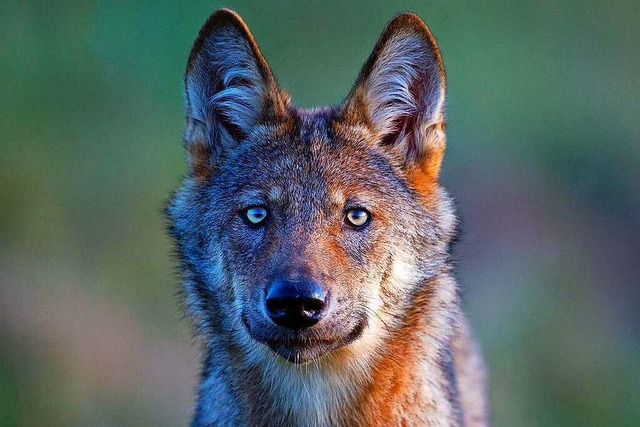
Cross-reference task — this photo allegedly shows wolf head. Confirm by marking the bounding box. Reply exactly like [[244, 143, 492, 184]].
[[168, 9, 456, 364]]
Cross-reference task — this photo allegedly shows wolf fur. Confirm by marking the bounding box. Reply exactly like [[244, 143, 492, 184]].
[[167, 8, 488, 426]]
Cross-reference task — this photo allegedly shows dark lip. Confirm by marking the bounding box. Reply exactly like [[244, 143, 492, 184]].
[[242, 315, 367, 364]]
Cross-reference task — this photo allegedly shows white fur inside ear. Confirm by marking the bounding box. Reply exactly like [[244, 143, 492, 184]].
[[206, 28, 265, 133], [185, 27, 265, 144], [364, 31, 445, 157]]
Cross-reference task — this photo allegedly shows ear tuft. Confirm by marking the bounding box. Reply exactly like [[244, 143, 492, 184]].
[[342, 12, 446, 178]]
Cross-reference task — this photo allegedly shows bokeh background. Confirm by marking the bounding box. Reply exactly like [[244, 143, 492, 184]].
[[1, 1, 639, 425]]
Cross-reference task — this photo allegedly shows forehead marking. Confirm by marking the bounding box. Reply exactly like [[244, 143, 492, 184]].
[[330, 187, 346, 207], [268, 186, 283, 202]]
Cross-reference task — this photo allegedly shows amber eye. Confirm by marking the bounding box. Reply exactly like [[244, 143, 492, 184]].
[[345, 208, 370, 227], [245, 206, 268, 225]]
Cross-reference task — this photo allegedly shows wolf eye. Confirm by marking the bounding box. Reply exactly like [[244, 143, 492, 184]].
[[345, 208, 370, 227], [245, 206, 268, 225]]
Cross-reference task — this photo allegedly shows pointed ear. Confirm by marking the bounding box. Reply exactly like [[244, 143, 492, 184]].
[[342, 12, 446, 181], [184, 9, 289, 179]]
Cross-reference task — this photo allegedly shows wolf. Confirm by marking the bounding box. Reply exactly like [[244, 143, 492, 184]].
[[166, 8, 488, 426]]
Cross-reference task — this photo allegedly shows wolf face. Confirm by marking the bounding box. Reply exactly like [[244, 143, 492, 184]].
[[168, 10, 456, 365]]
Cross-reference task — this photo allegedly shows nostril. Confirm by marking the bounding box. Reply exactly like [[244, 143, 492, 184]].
[[266, 297, 288, 315], [302, 298, 325, 314]]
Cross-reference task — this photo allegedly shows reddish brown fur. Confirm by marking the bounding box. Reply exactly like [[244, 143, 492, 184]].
[[353, 281, 458, 426], [187, 141, 214, 181]]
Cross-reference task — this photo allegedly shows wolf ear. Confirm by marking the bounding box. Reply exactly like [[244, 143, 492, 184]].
[[184, 9, 288, 178], [342, 13, 446, 181]]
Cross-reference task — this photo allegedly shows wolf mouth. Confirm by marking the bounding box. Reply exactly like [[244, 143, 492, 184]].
[[242, 315, 367, 364]]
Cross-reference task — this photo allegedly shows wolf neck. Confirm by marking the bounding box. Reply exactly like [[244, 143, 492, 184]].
[[198, 276, 461, 426]]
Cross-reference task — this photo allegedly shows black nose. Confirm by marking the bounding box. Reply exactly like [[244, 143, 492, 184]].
[[265, 279, 327, 330]]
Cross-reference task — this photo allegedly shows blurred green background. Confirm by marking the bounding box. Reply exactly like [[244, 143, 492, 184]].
[[1, 0, 639, 425]]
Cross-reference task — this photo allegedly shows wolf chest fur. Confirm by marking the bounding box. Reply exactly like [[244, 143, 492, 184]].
[[167, 8, 488, 426]]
